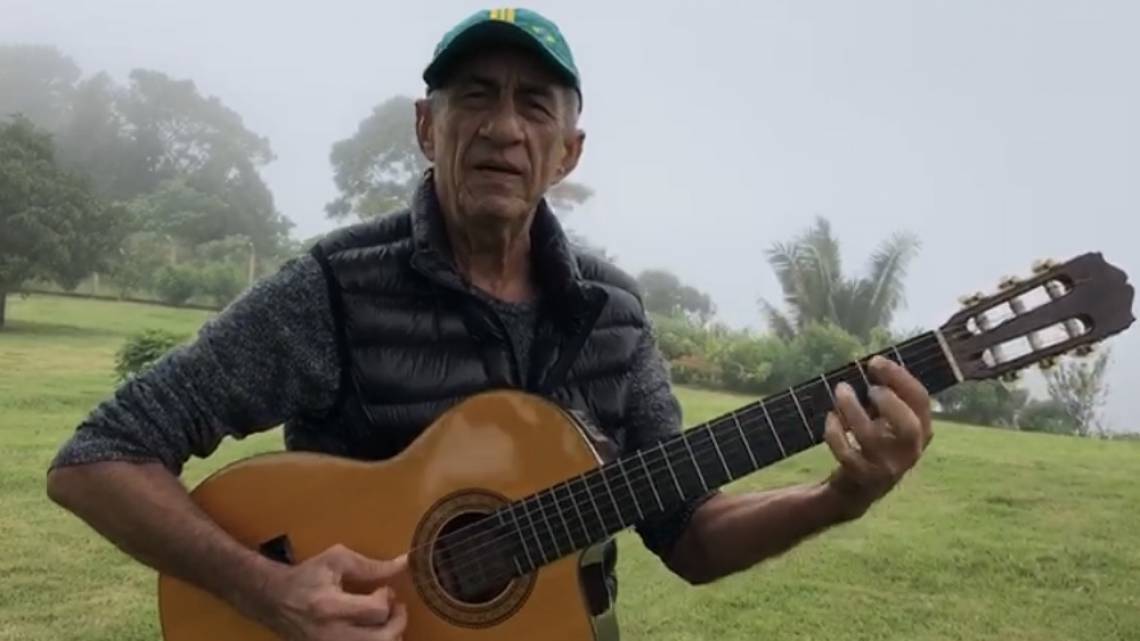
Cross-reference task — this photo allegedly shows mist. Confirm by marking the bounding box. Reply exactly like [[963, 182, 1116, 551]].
[[3, 0, 1136, 428]]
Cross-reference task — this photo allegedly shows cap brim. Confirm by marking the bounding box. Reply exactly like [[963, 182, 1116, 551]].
[[423, 21, 577, 91]]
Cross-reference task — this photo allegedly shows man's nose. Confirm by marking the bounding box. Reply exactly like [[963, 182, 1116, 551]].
[[478, 100, 526, 146]]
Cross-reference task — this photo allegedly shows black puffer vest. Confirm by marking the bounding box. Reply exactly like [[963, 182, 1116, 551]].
[[287, 175, 648, 615]]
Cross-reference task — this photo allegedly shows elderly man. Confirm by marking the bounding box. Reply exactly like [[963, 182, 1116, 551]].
[[47, 7, 932, 641]]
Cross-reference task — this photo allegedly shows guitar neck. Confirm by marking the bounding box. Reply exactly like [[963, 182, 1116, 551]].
[[494, 330, 961, 575]]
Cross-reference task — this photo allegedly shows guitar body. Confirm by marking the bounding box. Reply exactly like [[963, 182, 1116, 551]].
[[158, 390, 616, 641]]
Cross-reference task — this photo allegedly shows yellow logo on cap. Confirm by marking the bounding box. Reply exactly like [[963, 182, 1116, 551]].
[[490, 7, 517, 22]]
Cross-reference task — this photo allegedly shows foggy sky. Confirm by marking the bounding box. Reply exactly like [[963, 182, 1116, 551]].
[[3, 0, 1137, 429]]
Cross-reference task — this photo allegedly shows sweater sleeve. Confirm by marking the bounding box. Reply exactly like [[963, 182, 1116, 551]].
[[624, 323, 719, 562], [49, 254, 342, 476]]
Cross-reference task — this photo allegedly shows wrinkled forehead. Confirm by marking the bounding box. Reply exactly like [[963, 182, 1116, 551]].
[[434, 47, 569, 93]]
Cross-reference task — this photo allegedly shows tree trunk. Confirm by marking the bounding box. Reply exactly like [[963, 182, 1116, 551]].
[[0, 289, 7, 330]]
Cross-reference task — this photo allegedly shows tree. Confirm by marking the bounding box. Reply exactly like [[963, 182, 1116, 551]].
[[760, 216, 920, 342], [116, 69, 292, 254], [53, 72, 140, 200], [0, 45, 80, 132], [1043, 349, 1112, 437], [0, 116, 126, 327], [325, 96, 427, 220], [2, 49, 292, 254], [637, 269, 715, 325], [105, 231, 169, 297], [125, 178, 231, 246]]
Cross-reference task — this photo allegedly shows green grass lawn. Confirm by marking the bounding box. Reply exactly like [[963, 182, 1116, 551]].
[[2, 293, 1139, 641]]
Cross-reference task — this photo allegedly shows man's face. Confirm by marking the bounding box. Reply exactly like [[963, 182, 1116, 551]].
[[416, 48, 585, 227]]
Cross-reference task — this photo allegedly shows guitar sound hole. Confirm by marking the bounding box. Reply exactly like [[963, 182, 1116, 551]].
[[431, 511, 512, 605]]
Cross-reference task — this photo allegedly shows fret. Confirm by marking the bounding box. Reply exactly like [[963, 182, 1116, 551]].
[[504, 505, 536, 570], [789, 387, 815, 443], [820, 374, 837, 406], [598, 469, 627, 528], [891, 345, 906, 367], [686, 427, 731, 487], [522, 498, 550, 563], [550, 484, 575, 551], [637, 450, 665, 511], [536, 491, 564, 557], [616, 460, 644, 521], [579, 472, 609, 539], [732, 410, 759, 469], [912, 333, 959, 395], [761, 400, 787, 458], [708, 426, 733, 480], [681, 435, 709, 493], [563, 478, 592, 543], [853, 358, 872, 388], [659, 441, 685, 498]]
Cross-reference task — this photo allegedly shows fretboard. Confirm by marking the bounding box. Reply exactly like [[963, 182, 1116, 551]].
[[491, 331, 959, 576]]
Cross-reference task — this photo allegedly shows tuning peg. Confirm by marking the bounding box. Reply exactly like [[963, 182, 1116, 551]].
[[1074, 344, 1095, 357], [1032, 258, 1058, 274], [998, 275, 1021, 291], [959, 291, 985, 306], [1001, 370, 1022, 383], [1038, 357, 1058, 370]]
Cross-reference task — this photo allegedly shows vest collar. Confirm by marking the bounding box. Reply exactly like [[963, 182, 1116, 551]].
[[407, 171, 603, 325]]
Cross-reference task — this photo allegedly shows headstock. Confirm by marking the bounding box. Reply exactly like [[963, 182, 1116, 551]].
[[939, 252, 1134, 382]]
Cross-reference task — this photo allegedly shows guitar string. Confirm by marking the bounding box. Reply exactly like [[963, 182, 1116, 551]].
[[425, 335, 954, 586], [414, 334, 950, 575], [386, 277, 1063, 588], [393, 333, 959, 594], [398, 288, 1079, 592], [401, 338, 956, 597]]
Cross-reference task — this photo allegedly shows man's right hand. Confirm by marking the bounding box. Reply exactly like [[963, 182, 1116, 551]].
[[259, 544, 409, 641]]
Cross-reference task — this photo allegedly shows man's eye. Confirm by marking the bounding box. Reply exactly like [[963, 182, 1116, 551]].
[[527, 97, 553, 115]]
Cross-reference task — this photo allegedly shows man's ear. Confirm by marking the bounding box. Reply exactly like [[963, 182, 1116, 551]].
[[554, 129, 586, 183], [414, 97, 435, 162]]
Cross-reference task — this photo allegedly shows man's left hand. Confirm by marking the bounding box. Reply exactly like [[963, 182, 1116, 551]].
[[822, 355, 933, 520]]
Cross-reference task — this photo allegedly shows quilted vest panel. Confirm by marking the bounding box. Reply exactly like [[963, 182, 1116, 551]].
[[284, 179, 649, 463]]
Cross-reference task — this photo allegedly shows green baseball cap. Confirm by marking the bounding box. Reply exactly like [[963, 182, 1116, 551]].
[[423, 7, 581, 101]]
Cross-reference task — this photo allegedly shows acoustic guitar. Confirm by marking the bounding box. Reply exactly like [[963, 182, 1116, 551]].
[[157, 252, 1134, 641]]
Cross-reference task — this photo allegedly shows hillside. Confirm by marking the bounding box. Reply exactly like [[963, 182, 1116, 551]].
[[2, 293, 1138, 641]]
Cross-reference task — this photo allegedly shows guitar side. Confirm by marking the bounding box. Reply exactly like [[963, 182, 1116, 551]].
[[157, 390, 613, 641]]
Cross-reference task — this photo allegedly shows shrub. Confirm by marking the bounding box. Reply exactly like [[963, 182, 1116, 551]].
[[199, 264, 245, 307], [114, 329, 187, 382], [154, 266, 200, 306], [769, 322, 866, 390], [669, 354, 722, 387], [1019, 399, 1078, 434], [935, 380, 1028, 428], [710, 333, 786, 394]]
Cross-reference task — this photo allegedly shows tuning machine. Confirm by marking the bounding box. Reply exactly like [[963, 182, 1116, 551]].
[[1073, 344, 1096, 357], [1032, 258, 1058, 274], [998, 275, 1021, 291], [959, 291, 986, 307], [1038, 357, 1058, 370], [1000, 370, 1022, 383]]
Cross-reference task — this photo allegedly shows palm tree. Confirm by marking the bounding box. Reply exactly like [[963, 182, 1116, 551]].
[[759, 216, 920, 342]]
